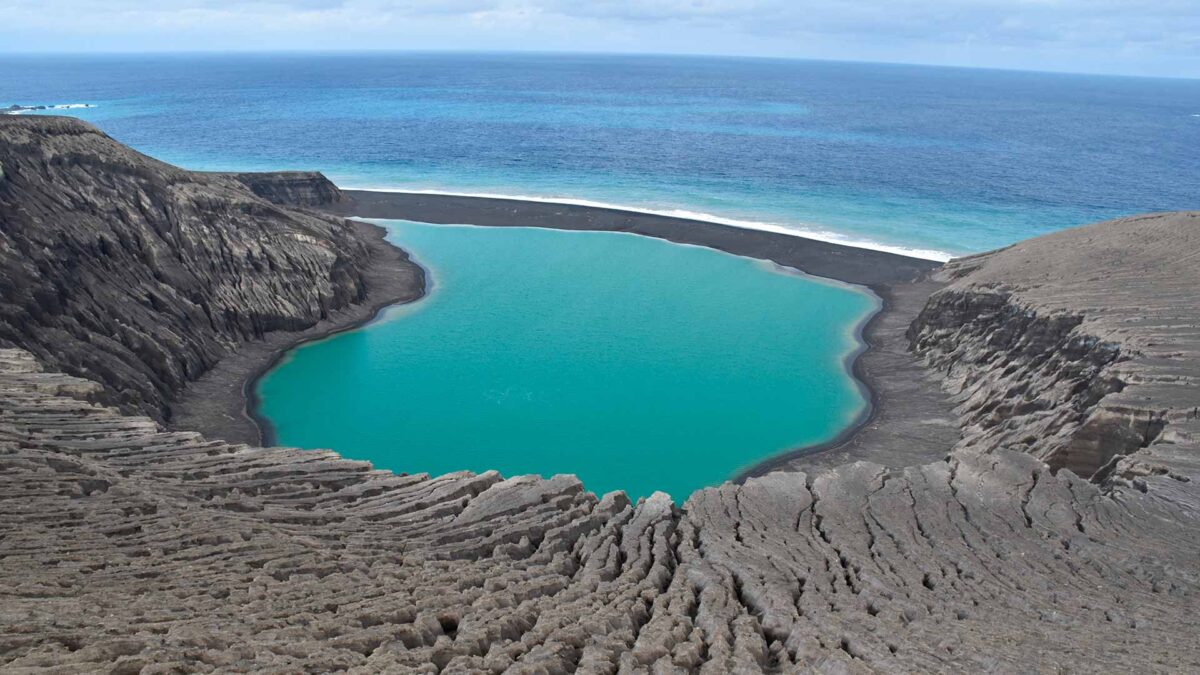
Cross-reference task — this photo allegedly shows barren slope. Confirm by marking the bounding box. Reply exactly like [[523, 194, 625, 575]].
[[0, 116, 417, 422], [1, 337, 1196, 672], [912, 212, 1200, 483]]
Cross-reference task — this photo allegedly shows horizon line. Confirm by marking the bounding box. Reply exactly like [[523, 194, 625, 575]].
[[0, 47, 1196, 83]]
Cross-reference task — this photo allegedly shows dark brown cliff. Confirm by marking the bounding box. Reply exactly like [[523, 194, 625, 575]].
[[0, 117, 391, 421], [226, 170, 344, 208]]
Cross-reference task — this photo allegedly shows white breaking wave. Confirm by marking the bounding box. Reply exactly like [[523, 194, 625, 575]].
[[3, 103, 97, 115], [344, 185, 956, 262]]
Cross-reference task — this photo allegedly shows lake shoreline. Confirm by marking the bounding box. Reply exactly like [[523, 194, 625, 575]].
[[731, 283, 884, 483], [314, 189, 957, 479], [167, 218, 428, 446], [245, 231, 436, 449], [177, 185, 953, 474]]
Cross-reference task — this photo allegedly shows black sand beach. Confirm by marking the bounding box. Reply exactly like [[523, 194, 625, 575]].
[[330, 190, 939, 287]]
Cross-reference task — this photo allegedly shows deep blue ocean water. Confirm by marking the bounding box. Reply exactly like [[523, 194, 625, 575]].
[[5, 52, 1198, 258]]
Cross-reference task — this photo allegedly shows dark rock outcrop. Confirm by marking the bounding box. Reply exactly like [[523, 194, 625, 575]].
[[227, 171, 344, 208], [0, 119, 1197, 672], [0, 117, 378, 421], [3, 105, 50, 115]]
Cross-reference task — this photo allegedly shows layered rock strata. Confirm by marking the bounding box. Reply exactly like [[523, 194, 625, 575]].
[[0, 117, 411, 423], [910, 212, 1200, 484], [226, 171, 344, 208], [1, 345, 1197, 673]]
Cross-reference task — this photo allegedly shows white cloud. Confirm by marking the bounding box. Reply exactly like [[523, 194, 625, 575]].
[[0, 0, 1196, 77]]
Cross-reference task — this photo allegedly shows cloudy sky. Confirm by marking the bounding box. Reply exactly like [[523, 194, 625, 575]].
[[1, 0, 1197, 78]]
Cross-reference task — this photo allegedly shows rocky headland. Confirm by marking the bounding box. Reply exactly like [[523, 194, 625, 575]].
[[0, 116, 423, 443], [1, 116, 1197, 673]]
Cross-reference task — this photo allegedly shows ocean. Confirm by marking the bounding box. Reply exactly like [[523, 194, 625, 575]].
[[5, 52, 1198, 258], [256, 221, 876, 500]]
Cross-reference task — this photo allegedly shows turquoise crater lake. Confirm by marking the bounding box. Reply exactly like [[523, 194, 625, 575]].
[[257, 220, 878, 500]]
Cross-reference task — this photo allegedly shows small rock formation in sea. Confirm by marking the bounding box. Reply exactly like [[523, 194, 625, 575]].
[[3, 104, 98, 115], [1, 116, 1197, 673], [3, 104, 48, 115]]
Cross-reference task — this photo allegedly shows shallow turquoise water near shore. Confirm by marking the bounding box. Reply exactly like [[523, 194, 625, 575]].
[[257, 221, 876, 500]]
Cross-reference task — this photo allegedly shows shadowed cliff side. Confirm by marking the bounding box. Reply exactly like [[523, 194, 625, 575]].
[[224, 171, 344, 208], [0, 116, 412, 422], [911, 212, 1200, 484]]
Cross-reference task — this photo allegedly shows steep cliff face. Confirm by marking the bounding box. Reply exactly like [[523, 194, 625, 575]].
[[0, 116, 374, 421], [910, 288, 1132, 476], [226, 171, 344, 207], [910, 213, 1199, 482]]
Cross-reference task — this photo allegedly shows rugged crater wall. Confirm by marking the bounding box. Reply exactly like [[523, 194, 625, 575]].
[[911, 288, 1131, 477], [1, 120, 1198, 672], [1, 346, 1198, 673], [910, 213, 1199, 483], [0, 117, 382, 422]]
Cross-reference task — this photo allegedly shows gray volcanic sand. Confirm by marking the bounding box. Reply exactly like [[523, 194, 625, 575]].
[[330, 190, 940, 287]]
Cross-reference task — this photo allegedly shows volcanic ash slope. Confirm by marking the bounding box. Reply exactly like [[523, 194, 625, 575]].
[[0, 116, 420, 426]]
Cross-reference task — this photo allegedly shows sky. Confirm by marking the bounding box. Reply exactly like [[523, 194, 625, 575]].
[[0, 0, 1197, 79]]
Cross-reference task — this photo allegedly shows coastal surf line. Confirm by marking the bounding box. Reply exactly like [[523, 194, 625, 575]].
[[339, 186, 956, 263], [2, 103, 98, 115]]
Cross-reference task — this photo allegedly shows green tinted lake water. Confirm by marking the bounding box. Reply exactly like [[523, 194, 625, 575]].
[[256, 220, 877, 501]]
